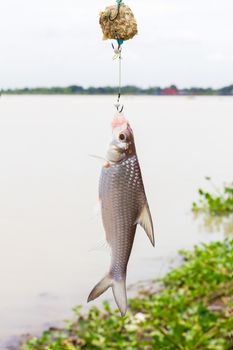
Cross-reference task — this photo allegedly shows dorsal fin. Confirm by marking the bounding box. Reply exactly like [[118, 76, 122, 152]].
[[136, 204, 155, 246]]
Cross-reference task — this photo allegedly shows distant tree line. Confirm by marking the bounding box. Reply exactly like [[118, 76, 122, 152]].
[[1, 84, 233, 96]]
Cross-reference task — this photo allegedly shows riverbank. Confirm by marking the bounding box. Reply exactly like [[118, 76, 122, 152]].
[[2, 84, 233, 96], [20, 240, 233, 350]]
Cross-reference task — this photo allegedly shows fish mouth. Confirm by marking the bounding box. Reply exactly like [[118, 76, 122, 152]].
[[112, 114, 133, 138], [112, 114, 129, 131]]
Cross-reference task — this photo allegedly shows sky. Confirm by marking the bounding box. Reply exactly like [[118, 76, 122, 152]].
[[0, 0, 233, 89]]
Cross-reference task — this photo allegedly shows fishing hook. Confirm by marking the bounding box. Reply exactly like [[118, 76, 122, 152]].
[[114, 103, 124, 113], [114, 93, 124, 113], [118, 105, 124, 113]]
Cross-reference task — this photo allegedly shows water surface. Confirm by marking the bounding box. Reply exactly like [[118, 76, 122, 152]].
[[0, 96, 232, 345]]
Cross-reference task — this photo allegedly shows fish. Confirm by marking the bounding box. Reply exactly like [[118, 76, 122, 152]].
[[87, 113, 154, 316]]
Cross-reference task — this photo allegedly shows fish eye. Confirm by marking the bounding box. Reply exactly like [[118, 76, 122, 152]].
[[119, 133, 126, 141]]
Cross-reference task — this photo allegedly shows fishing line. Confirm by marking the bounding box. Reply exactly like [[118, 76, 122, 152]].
[[111, 3, 124, 113], [109, 0, 122, 21], [99, 0, 137, 114], [113, 45, 123, 113]]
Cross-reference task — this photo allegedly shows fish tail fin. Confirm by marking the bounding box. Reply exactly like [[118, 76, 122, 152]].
[[87, 274, 112, 302], [87, 275, 128, 317], [112, 278, 127, 317]]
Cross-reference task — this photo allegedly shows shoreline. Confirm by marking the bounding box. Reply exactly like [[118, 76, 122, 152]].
[[1, 93, 233, 97]]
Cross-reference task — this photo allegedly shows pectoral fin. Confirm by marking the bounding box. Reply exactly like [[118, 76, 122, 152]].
[[137, 204, 155, 246]]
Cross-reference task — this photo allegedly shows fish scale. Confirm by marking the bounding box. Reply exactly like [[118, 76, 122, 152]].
[[100, 155, 145, 279]]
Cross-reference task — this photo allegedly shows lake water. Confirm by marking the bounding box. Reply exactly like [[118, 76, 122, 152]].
[[0, 96, 232, 347]]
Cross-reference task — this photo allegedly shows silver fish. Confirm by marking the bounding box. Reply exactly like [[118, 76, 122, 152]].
[[88, 114, 154, 316]]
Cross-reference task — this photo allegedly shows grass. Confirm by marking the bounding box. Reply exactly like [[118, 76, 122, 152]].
[[21, 240, 233, 350], [192, 178, 233, 216]]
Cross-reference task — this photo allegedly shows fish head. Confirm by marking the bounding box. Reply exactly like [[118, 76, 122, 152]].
[[106, 114, 136, 163]]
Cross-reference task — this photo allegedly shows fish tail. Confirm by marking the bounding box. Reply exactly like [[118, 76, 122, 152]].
[[112, 278, 127, 317], [87, 274, 127, 317], [87, 274, 112, 303]]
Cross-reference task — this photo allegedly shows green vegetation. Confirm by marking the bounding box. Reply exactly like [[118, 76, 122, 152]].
[[192, 179, 233, 216], [2, 84, 233, 96], [21, 240, 233, 350]]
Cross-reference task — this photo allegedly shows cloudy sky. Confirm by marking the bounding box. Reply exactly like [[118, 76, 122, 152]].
[[0, 0, 232, 89]]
